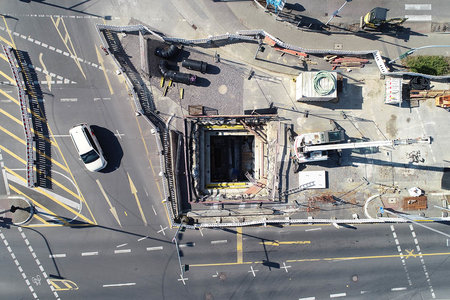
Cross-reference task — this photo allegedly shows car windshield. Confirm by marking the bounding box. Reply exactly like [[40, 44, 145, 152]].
[[80, 149, 100, 164]]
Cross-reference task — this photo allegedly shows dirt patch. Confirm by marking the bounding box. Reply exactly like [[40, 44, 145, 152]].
[[386, 114, 398, 138]]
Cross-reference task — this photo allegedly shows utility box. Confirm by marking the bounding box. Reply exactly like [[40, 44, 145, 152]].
[[296, 71, 338, 102]]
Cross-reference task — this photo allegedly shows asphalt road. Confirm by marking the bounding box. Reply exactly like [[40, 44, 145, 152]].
[[0, 1, 449, 299]]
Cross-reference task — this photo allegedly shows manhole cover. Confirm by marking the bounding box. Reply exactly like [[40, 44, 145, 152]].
[[352, 275, 358, 282], [334, 43, 343, 50]]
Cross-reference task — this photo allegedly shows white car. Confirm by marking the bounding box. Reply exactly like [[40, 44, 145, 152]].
[[69, 123, 107, 172]]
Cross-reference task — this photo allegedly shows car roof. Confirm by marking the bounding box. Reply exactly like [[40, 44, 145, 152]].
[[69, 124, 93, 154]]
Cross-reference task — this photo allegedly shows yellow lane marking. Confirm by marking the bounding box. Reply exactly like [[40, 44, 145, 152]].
[[0, 35, 14, 48], [190, 251, 450, 268], [96, 179, 121, 227], [32, 213, 49, 225], [95, 46, 114, 95], [191, 261, 257, 267], [0, 88, 19, 104], [405, 249, 416, 259], [237, 227, 243, 263], [129, 99, 169, 226], [2, 16, 16, 48], [0, 53, 7, 62], [9, 185, 69, 225], [259, 240, 311, 246], [0, 70, 15, 84], [0, 108, 56, 146], [49, 279, 78, 291], [39, 53, 52, 91], [0, 108, 23, 125], [44, 174, 82, 201], [50, 16, 86, 79], [0, 125, 69, 172], [0, 145, 26, 164], [5, 167, 93, 224], [127, 172, 147, 226]]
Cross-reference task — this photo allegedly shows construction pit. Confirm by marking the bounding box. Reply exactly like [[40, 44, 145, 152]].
[[107, 25, 450, 225]]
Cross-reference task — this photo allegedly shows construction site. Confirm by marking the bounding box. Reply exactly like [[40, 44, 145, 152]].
[[97, 22, 450, 226]]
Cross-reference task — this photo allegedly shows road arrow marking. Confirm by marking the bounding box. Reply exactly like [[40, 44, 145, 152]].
[[96, 179, 121, 227], [128, 172, 147, 226]]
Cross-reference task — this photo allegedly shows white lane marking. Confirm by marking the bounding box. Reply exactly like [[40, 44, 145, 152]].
[[17, 227, 59, 299], [305, 228, 321, 232], [6, 172, 81, 210], [392, 287, 407, 291], [410, 225, 435, 298], [114, 249, 131, 254], [179, 243, 195, 248], [299, 297, 315, 300], [49, 254, 66, 258], [405, 4, 431, 10], [1, 230, 39, 299], [330, 293, 346, 298], [158, 225, 167, 236], [138, 236, 148, 242], [281, 262, 291, 273], [0, 157, 10, 195], [146, 246, 163, 251], [116, 243, 128, 248], [211, 240, 227, 245], [391, 225, 412, 286], [405, 15, 432, 21], [81, 251, 98, 256], [248, 265, 259, 277], [152, 205, 157, 216], [178, 274, 188, 285], [103, 283, 136, 288], [60, 98, 77, 102]]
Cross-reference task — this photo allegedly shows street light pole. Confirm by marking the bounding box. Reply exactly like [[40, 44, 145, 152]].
[[388, 45, 450, 64], [325, 0, 352, 26]]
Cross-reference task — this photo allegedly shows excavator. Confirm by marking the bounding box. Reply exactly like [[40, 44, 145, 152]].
[[360, 7, 407, 31], [292, 130, 430, 164]]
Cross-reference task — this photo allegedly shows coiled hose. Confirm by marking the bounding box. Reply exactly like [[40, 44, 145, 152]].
[[313, 71, 336, 96]]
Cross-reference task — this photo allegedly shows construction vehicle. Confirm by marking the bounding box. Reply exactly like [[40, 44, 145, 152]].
[[292, 130, 431, 163], [435, 95, 450, 110], [360, 7, 407, 31]]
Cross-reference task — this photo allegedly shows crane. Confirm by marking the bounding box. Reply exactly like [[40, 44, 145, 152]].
[[292, 130, 431, 163]]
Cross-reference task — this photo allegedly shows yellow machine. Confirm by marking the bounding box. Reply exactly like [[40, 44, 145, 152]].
[[435, 95, 450, 109], [360, 7, 407, 30]]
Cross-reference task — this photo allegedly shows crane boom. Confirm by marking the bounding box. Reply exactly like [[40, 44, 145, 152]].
[[303, 140, 394, 152]]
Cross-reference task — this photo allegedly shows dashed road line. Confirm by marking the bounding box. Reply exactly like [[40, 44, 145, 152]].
[[81, 252, 98, 256], [102, 283, 136, 288], [330, 292, 346, 298], [409, 224, 435, 298], [298, 297, 315, 300], [405, 4, 431, 10], [211, 240, 227, 245], [116, 243, 128, 248], [305, 228, 321, 232], [390, 225, 412, 286], [405, 15, 432, 21], [146, 246, 163, 251], [137, 236, 149, 242], [1, 231, 38, 299], [114, 249, 131, 254], [18, 227, 60, 299], [391, 287, 407, 291], [49, 254, 66, 258]]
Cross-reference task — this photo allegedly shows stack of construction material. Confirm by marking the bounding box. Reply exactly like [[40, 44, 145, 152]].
[[324, 56, 369, 70]]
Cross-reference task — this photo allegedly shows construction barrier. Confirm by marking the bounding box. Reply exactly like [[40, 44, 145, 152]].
[[1, 44, 35, 188]]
